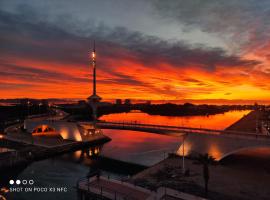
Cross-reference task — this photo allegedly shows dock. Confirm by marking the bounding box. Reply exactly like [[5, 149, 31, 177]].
[[76, 176, 207, 200], [0, 107, 112, 170], [0, 133, 110, 171]]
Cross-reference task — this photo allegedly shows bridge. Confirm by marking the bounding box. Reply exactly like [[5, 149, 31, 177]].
[[97, 121, 270, 161]]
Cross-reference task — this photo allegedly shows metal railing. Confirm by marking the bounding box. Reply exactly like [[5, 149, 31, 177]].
[[76, 176, 141, 200], [97, 121, 270, 139]]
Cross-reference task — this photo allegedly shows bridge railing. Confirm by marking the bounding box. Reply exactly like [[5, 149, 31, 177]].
[[98, 121, 221, 132], [97, 121, 270, 139]]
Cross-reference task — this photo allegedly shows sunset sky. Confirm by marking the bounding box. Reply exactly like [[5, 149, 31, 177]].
[[1, 0, 270, 102]]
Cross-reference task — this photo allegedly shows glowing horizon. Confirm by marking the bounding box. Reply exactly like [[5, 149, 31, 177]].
[[1, 1, 270, 103]]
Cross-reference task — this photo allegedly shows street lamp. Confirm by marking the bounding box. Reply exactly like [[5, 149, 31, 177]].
[[182, 137, 185, 174], [38, 103, 42, 113], [27, 101, 30, 117], [182, 133, 188, 175]]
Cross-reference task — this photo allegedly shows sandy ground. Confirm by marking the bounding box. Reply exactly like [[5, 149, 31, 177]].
[[131, 151, 270, 200]]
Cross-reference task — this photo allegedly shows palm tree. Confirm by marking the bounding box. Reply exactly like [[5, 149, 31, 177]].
[[196, 153, 215, 197]]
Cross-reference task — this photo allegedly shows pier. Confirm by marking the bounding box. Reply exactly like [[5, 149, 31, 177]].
[[0, 105, 112, 171], [0, 131, 110, 171]]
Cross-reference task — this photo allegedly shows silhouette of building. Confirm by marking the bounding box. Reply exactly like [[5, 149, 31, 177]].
[[19, 98, 48, 106], [124, 99, 131, 105], [78, 100, 87, 106], [146, 100, 151, 105], [115, 99, 122, 105]]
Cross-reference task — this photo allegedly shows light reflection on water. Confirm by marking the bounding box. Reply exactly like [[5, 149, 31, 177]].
[[101, 129, 182, 166], [100, 110, 251, 130], [2, 110, 270, 200]]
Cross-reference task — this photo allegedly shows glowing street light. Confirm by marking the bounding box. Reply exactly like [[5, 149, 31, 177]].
[[38, 103, 42, 113], [27, 101, 30, 117]]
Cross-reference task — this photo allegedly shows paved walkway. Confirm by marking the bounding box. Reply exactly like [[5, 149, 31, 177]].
[[78, 178, 150, 200], [77, 176, 206, 200], [161, 196, 184, 200]]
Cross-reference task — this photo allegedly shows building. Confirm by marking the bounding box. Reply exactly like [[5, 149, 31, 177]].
[[115, 99, 122, 105], [24, 119, 103, 142], [78, 100, 87, 106], [124, 99, 131, 105]]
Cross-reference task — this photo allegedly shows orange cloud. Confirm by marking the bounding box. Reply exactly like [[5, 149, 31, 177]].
[[0, 10, 269, 102]]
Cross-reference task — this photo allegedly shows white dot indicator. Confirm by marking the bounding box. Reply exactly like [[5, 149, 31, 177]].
[[9, 180, 14, 185], [16, 180, 21, 185]]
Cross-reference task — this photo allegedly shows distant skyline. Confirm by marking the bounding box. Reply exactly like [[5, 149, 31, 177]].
[[1, 0, 270, 101]]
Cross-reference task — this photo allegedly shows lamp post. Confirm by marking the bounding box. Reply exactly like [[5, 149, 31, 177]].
[[27, 101, 30, 117], [38, 103, 42, 114], [182, 137, 185, 174]]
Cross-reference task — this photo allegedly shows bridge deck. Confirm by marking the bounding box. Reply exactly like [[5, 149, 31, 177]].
[[97, 121, 270, 140]]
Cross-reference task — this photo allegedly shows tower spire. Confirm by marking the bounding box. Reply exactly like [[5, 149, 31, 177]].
[[88, 40, 101, 123], [92, 40, 96, 95]]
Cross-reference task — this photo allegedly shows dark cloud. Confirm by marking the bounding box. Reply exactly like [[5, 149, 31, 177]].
[[183, 78, 201, 83], [0, 62, 89, 84], [0, 9, 259, 71], [0, 82, 34, 89], [153, 0, 270, 51], [0, 5, 262, 97]]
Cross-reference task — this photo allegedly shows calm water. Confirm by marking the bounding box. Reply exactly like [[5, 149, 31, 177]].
[[101, 129, 181, 166], [100, 110, 251, 130], [2, 129, 181, 200], [2, 110, 269, 200]]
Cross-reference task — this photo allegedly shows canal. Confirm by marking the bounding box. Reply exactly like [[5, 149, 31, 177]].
[[1, 110, 270, 200], [100, 110, 251, 129]]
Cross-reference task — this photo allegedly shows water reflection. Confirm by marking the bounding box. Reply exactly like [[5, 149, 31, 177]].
[[100, 110, 251, 130], [73, 146, 101, 162], [0, 165, 28, 190], [101, 129, 181, 166], [59, 129, 182, 167]]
